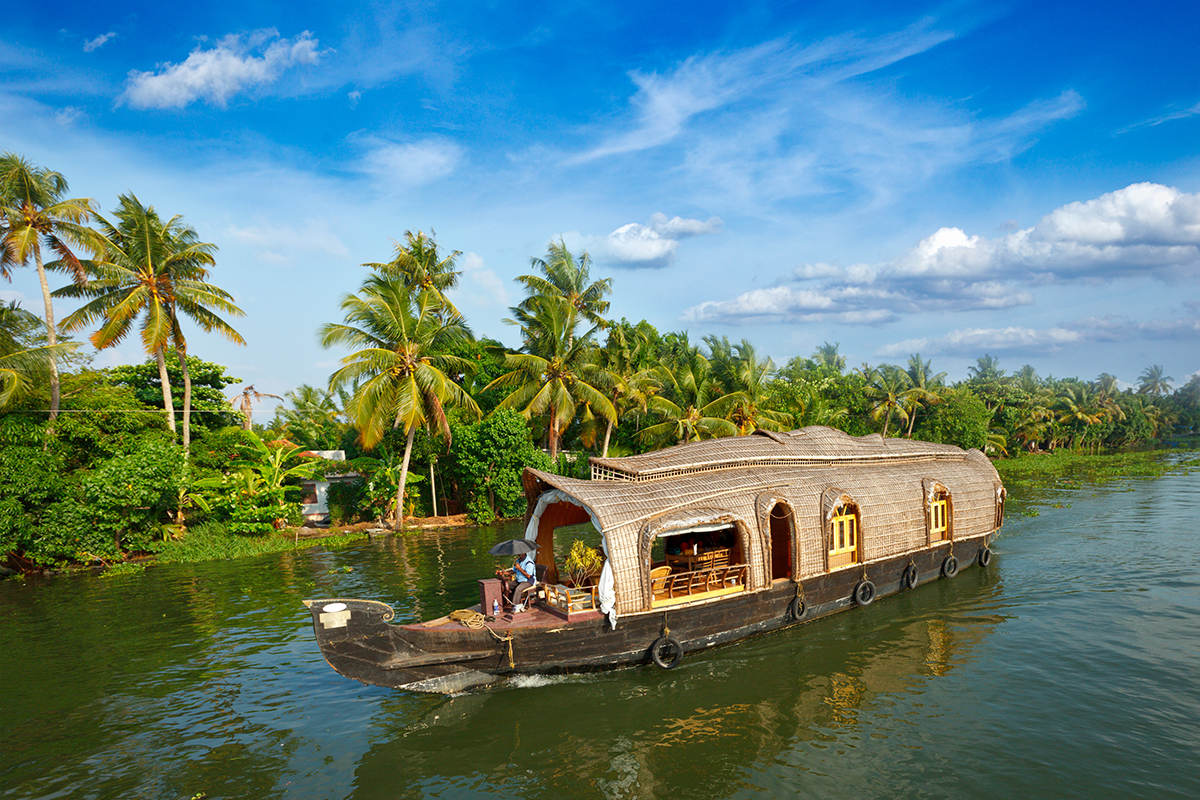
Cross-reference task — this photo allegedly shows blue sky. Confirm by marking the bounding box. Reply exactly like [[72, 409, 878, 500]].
[[3, 0, 1198, 405]]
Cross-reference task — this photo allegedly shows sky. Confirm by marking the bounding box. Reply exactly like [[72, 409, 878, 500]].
[[3, 0, 1199, 408]]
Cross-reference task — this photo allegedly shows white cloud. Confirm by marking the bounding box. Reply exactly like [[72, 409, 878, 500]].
[[347, 90, 361, 108], [357, 137, 462, 186], [589, 212, 723, 268], [447, 253, 510, 330], [566, 24, 1081, 211], [891, 183, 1200, 283], [876, 312, 1200, 358], [226, 219, 351, 263], [83, 32, 116, 53], [0, 290, 27, 304], [54, 106, 86, 126], [1115, 100, 1200, 135], [121, 29, 321, 109], [686, 183, 1200, 325]]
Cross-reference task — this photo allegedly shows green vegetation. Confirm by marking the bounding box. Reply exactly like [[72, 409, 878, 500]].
[[3, 154, 1198, 576]]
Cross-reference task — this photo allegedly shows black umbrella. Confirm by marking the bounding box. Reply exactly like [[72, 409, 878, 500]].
[[488, 538, 539, 556]]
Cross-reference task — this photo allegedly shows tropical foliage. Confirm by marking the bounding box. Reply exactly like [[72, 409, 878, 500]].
[[3, 153, 1198, 573]]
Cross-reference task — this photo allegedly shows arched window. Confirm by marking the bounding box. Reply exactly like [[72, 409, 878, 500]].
[[924, 480, 954, 544], [828, 503, 859, 569]]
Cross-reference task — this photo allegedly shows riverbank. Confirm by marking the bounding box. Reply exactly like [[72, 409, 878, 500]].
[[8, 448, 1196, 580]]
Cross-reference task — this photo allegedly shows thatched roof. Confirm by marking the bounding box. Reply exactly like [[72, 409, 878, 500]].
[[523, 426, 1002, 615]]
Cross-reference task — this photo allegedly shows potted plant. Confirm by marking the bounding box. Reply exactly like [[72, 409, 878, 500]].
[[563, 540, 604, 587]]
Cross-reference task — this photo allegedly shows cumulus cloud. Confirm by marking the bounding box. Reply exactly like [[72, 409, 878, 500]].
[[121, 29, 321, 109], [357, 137, 462, 186], [590, 212, 722, 268], [685, 183, 1200, 324], [448, 252, 510, 308], [876, 312, 1200, 358], [83, 32, 116, 53]]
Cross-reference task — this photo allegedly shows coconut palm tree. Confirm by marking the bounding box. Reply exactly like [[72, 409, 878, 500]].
[[229, 385, 284, 431], [0, 301, 78, 409], [901, 353, 946, 437], [56, 194, 244, 446], [486, 296, 615, 460], [641, 348, 739, 446], [513, 239, 611, 346], [0, 153, 97, 420], [321, 278, 480, 530], [1137, 365, 1174, 397], [364, 229, 462, 316], [811, 341, 846, 374], [866, 365, 912, 438], [723, 339, 792, 434], [591, 324, 660, 457]]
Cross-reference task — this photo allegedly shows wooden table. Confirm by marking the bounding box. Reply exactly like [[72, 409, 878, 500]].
[[665, 547, 731, 571]]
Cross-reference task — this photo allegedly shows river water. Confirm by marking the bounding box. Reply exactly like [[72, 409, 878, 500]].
[[2, 466, 1198, 800]]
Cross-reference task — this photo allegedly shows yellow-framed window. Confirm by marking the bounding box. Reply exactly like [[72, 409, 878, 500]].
[[828, 506, 859, 569], [930, 496, 949, 541]]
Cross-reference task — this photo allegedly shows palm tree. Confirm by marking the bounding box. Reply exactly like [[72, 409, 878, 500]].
[[56, 194, 244, 446], [866, 365, 912, 438], [1056, 383, 1104, 450], [0, 301, 79, 408], [724, 339, 792, 434], [1137, 365, 1173, 396], [811, 341, 846, 374], [592, 324, 660, 457], [968, 354, 1004, 384], [321, 278, 480, 530], [902, 353, 946, 437], [364, 229, 462, 316], [513, 239, 611, 346], [0, 153, 97, 420], [641, 348, 738, 445], [486, 296, 615, 460], [230, 385, 284, 430]]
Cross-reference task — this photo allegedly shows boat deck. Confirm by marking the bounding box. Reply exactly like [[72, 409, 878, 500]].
[[403, 603, 603, 632]]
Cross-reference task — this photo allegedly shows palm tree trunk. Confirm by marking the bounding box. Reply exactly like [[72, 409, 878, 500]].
[[429, 458, 437, 517], [155, 347, 177, 434], [32, 246, 60, 421], [394, 426, 415, 532], [177, 346, 192, 453], [548, 403, 559, 461], [602, 419, 614, 458]]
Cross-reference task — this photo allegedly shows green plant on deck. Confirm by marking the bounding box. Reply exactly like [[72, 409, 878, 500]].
[[563, 539, 604, 587]]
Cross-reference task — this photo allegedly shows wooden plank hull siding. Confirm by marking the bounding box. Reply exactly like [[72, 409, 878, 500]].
[[304, 537, 990, 693], [304, 428, 1003, 693]]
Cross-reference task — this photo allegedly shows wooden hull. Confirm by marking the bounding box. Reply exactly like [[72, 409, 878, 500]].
[[304, 535, 992, 693]]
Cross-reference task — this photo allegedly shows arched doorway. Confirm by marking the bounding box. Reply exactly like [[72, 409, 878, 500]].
[[768, 503, 793, 581]]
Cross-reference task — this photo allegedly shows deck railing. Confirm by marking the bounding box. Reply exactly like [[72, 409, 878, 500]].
[[543, 583, 599, 615]]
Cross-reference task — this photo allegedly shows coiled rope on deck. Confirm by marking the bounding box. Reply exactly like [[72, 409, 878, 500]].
[[447, 609, 515, 669]]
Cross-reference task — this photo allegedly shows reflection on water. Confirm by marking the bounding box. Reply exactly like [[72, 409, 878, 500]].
[[2, 468, 1198, 800]]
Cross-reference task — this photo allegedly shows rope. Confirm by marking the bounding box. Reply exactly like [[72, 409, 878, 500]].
[[448, 609, 515, 668]]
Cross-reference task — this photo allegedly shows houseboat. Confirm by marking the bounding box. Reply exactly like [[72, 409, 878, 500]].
[[303, 426, 1005, 693]]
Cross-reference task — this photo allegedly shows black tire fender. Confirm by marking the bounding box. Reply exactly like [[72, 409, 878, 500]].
[[650, 635, 683, 669], [788, 596, 807, 621], [978, 546, 992, 567], [903, 563, 919, 589], [853, 580, 876, 606], [942, 555, 959, 578]]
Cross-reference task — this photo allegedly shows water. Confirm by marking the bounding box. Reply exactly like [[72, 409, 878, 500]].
[[3, 468, 1198, 799]]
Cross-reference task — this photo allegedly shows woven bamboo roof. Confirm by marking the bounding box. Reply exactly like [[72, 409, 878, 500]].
[[587, 426, 966, 483], [524, 427, 1002, 614]]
